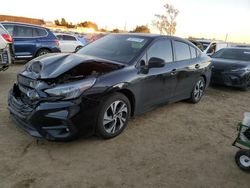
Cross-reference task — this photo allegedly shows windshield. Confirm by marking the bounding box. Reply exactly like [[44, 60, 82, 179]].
[[212, 48, 250, 61], [77, 34, 149, 64]]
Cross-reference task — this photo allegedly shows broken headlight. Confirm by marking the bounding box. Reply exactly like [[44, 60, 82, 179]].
[[45, 78, 96, 100]]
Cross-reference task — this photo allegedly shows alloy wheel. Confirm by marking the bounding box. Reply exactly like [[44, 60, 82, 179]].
[[194, 79, 205, 101], [239, 155, 250, 168], [103, 100, 128, 134]]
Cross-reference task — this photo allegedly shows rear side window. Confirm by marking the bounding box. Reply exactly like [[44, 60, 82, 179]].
[[173, 41, 191, 61], [33, 28, 47, 37], [147, 39, 173, 63], [15, 26, 33, 37], [56, 35, 63, 40], [63, 35, 76, 41], [2, 24, 14, 35], [190, 46, 197, 59]]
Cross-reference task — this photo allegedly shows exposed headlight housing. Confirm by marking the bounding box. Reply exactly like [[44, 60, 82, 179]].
[[45, 78, 96, 100]]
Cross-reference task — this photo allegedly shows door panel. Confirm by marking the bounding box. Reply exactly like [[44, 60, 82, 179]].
[[138, 64, 177, 109], [13, 25, 36, 57], [137, 39, 177, 109], [172, 41, 197, 98]]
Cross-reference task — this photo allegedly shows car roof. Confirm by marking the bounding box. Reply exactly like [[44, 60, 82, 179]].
[[109, 33, 189, 42], [0, 21, 47, 29], [54, 33, 77, 37], [223, 47, 250, 50]]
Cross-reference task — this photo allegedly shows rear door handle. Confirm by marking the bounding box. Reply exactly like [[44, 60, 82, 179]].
[[170, 69, 177, 75], [195, 64, 200, 69]]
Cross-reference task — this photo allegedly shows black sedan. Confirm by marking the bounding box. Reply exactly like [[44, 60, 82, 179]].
[[211, 47, 250, 90], [8, 34, 212, 141]]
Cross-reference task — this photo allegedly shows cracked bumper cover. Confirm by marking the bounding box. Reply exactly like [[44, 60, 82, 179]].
[[8, 89, 100, 141]]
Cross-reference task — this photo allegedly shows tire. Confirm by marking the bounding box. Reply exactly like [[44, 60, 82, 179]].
[[96, 93, 131, 139], [36, 49, 50, 57], [241, 73, 250, 91], [189, 77, 206, 104], [75, 46, 83, 52], [235, 149, 250, 172]]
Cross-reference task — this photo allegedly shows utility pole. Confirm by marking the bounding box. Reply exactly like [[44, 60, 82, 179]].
[[225, 33, 228, 42], [124, 22, 127, 32]]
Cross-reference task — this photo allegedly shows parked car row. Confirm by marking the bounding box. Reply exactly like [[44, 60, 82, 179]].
[[0, 22, 107, 72]]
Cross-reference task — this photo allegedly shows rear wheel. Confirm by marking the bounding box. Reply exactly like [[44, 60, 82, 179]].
[[235, 149, 250, 172], [36, 49, 50, 57], [190, 77, 205, 103], [96, 93, 131, 139], [75, 46, 83, 52]]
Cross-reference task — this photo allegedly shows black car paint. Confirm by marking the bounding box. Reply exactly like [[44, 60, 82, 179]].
[[8, 34, 212, 141], [211, 56, 250, 89]]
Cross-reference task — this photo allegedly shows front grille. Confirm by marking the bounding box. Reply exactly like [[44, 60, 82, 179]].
[[9, 95, 34, 119], [17, 74, 38, 105]]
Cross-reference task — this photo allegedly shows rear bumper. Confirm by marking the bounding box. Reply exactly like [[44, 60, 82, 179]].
[[211, 70, 248, 88], [8, 87, 100, 141]]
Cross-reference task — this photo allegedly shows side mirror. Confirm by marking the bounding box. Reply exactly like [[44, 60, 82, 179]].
[[148, 57, 165, 68]]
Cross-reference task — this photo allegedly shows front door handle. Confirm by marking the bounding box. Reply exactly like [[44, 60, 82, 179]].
[[170, 69, 177, 75], [195, 64, 200, 69]]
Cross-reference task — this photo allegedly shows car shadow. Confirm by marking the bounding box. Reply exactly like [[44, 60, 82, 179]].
[[209, 84, 244, 92]]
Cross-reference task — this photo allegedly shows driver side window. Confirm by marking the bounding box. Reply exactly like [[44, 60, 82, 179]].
[[147, 39, 173, 64]]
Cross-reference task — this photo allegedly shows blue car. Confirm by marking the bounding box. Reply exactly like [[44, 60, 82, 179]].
[[0, 22, 61, 59]]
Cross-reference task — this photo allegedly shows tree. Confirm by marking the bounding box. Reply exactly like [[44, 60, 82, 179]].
[[60, 18, 68, 27], [99, 28, 107, 32], [112, 29, 120, 33], [152, 1, 179, 35], [54, 19, 60, 26], [78, 21, 98, 31], [132, 25, 150, 33]]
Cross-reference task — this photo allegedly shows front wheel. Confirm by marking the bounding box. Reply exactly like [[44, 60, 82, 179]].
[[189, 77, 206, 103], [96, 93, 131, 139], [36, 49, 50, 57], [235, 149, 250, 172]]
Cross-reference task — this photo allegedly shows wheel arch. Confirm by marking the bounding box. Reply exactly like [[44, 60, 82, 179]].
[[117, 89, 136, 117], [201, 74, 207, 86], [35, 47, 52, 57]]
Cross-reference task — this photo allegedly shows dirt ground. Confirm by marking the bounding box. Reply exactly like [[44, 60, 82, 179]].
[[0, 63, 250, 188]]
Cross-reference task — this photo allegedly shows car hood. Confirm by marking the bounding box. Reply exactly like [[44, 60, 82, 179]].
[[22, 53, 125, 79], [211, 58, 249, 70]]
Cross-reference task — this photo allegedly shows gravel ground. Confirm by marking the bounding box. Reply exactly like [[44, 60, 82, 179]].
[[0, 63, 250, 188]]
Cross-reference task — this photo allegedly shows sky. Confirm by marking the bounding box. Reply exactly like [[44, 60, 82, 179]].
[[0, 0, 250, 43]]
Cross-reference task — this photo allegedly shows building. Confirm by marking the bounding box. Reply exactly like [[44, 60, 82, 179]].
[[0, 15, 45, 25]]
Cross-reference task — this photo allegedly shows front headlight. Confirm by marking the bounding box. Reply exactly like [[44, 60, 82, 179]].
[[45, 78, 96, 100]]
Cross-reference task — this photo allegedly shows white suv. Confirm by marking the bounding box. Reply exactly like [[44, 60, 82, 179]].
[[0, 24, 13, 71], [55, 33, 86, 53]]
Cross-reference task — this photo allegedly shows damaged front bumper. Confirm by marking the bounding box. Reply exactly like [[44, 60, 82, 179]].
[[8, 86, 100, 141]]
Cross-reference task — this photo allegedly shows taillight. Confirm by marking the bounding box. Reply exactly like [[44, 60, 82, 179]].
[[1, 34, 13, 43], [54, 39, 60, 47]]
